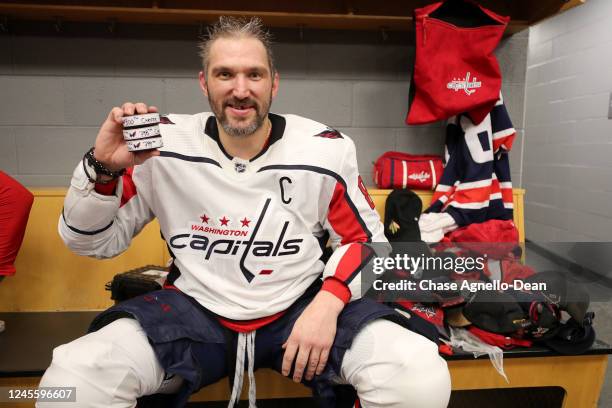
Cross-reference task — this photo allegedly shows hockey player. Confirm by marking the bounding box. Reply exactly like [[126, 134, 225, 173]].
[[37, 17, 451, 408]]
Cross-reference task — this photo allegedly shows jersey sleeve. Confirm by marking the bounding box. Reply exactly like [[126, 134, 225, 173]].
[[321, 137, 390, 303], [58, 159, 155, 259], [490, 95, 516, 154], [0, 172, 34, 275]]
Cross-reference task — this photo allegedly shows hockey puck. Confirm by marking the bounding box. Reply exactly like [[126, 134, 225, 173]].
[[123, 125, 161, 140], [126, 137, 163, 152], [122, 113, 160, 128]]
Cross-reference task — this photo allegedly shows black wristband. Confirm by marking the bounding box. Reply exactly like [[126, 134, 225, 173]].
[[84, 147, 125, 181]]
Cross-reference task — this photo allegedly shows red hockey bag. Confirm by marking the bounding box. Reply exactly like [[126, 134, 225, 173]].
[[373, 151, 443, 190]]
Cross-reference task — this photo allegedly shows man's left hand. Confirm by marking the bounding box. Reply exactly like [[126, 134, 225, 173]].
[[281, 290, 345, 382]]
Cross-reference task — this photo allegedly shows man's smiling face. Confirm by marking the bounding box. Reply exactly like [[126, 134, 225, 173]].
[[200, 36, 279, 137]]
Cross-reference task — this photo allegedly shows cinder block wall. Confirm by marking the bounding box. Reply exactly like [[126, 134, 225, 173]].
[[525, 3, 612, 405], [524, 0, 612, 242], [0, 23, 527, 188]]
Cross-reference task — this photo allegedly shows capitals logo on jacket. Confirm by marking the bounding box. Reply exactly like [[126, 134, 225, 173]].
[[406, 1, 509, 125]]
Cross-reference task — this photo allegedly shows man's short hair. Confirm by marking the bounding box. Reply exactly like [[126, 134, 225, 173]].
[[198, 16, 276, 76]]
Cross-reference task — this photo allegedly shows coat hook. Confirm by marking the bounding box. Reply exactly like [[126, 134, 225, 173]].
[[0, 16, 8, 33], [380, 26, 389, 42], [108, 19, 116, 34], [298, 24, 304, 41], [53, 16, 63, 33]]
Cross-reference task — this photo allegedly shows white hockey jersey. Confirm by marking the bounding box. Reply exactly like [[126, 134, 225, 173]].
[[60, 113, 388, 320]]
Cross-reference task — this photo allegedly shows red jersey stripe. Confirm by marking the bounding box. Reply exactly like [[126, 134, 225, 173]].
[[163, 284, 285, 332], [120, 167, 137, 208], [452, 186, 492, 204], [327, 182, 369, 245], [333, 243, 365, 282], [321, 277, 351, 304], [94, 179, 118, 195], [217, 311, 286, 333]]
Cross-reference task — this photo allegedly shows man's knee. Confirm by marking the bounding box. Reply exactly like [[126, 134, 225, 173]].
[[382, 339, 451, 407], [37, 318, 164, 408], [342, 319, 451, 408]]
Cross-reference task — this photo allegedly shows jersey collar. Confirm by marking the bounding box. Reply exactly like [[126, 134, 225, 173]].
[[204, 113, 286, 162]]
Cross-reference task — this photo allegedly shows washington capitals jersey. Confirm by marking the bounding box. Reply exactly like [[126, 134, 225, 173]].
[[59, 113, 387, 320], [426, 95, 515, 226]]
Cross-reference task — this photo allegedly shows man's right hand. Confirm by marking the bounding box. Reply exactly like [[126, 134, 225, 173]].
[[93, 102, 160, 171]]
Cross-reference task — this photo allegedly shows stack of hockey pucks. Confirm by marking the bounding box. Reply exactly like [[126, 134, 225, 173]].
[[122, 113, 163, 152]]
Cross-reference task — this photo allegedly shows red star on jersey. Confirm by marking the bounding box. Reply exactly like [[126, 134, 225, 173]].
[[200, 214, 209, 224], [219, 216, 230, 226], [240, 217, 251, 227]]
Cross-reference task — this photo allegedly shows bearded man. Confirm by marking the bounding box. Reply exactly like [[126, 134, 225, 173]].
[[37, 17, 451, 408]]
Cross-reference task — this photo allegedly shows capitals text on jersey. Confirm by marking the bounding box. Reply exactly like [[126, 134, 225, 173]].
[[169, 198, 304, 282]]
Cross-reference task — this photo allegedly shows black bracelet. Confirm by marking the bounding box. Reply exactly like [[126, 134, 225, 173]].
[[84, 147, 125, 181]]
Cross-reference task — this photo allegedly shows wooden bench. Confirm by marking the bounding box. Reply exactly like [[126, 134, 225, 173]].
[[0, 188, 609, 407]]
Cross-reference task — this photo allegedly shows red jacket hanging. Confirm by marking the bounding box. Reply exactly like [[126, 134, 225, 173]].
[[0, 171, 34, 276]]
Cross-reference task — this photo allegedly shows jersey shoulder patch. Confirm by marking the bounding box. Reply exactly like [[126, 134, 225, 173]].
[[160, 115, 175, 125], [314, 127, 343, 139]]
